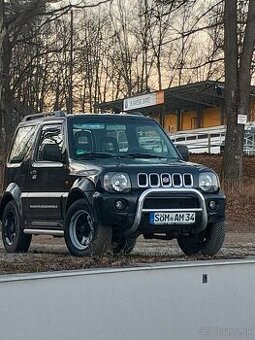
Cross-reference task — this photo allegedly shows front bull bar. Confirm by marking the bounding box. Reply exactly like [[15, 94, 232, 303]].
[[127, 188, 208, 235]]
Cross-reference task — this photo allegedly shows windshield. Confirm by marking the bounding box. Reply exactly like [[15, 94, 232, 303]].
[[68, 117, 179, 160]]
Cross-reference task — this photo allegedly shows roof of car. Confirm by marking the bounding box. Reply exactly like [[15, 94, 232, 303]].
[[20, 111, 153, 125]]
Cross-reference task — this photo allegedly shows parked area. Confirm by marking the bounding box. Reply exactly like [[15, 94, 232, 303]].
[[0, 154, 254, 274], [0, 232, 254, 275]]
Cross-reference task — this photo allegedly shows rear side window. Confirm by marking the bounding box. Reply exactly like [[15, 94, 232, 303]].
[[36, 124, 63, 161], [9, 125, 37, 163]]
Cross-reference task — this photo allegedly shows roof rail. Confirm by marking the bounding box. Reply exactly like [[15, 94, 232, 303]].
[[22, 111, 66, 122], [116, 111, 144, 116]]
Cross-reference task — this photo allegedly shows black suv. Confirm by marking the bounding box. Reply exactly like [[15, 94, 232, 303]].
[[0, 111, 225, 257]]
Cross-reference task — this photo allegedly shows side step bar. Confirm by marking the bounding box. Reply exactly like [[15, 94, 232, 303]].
[[23, 229, 64, 236]]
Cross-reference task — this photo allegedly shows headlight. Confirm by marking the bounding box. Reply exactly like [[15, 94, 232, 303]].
[[199, 172, 219, 192], [104, 172, 131, 192]]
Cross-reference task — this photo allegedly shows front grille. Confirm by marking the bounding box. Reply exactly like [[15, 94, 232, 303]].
[[143, 196, 199, 209], [183, 173, 192, 186], [173, 173, 182, 187], [137, 173, 193, 188], [149, 173, 160, 187], [138, 174, 148, 187]]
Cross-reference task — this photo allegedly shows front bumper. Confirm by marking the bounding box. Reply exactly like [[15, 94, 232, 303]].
[[92, 189, 225, 235], [130, 188, 208, 234]]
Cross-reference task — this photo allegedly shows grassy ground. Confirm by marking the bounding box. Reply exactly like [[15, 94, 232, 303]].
[[0, 232, 254, 275], [190, 154, 255, 232]]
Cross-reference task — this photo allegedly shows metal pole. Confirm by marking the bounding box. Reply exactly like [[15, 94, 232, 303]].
[[208, 134, 211, 154]]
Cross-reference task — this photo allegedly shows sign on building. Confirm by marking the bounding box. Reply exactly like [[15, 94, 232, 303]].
[[237, 114, 247, 125], [123, 91, 164, 111]]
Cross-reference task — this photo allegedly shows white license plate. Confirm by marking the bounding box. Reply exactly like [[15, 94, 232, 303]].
[[149, 212, 196, 225]]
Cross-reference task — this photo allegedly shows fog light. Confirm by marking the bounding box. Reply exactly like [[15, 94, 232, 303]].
[[209, 200, 216, 210], [115, 200, 125, 211]]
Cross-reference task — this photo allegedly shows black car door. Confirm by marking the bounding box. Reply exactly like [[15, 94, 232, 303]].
[[24, 122, 68, 228]]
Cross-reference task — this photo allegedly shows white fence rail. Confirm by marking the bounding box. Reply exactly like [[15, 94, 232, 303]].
[[0, 259, 255, 340], [170, 124, 255, 154]]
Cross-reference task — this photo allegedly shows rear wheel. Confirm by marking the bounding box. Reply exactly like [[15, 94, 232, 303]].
[[64, 199, 112, 257], [2, 201, 32, 253], [177, 221, 225, 256], [112, 236, 137, 256]]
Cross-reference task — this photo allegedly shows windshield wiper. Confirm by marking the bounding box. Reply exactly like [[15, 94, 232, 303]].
[[79, 152, 177, 160], [119, 153, 168, 159], [79, 152, 114, 158]]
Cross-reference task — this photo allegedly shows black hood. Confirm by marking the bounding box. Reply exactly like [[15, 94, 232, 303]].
[[69, 157, 210, 173], [68, 157, 214, 190]]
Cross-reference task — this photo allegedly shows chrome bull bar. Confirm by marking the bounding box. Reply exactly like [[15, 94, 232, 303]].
[[128, 188, 208, 234]]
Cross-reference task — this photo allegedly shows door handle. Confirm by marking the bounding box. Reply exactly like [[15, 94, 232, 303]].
[[30, 170, 37, 180]]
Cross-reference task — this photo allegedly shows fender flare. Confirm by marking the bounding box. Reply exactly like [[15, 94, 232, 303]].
[[65, 178, 96, 216], [0, 183, 23, 220]]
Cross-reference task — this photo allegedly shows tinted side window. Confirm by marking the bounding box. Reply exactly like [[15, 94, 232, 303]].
[[135, 126, 168, 154], [9, 125, 37, 163], [36, 124, 63, 161]]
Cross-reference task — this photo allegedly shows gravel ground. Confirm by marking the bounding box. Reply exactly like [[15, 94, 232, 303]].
[[0, 226, 254, 275]]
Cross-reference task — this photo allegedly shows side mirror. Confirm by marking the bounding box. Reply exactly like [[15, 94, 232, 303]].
[[176, 144, 189, 162], [41, 144, 63, 162]]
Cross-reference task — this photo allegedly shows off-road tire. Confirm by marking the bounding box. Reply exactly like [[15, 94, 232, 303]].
[[112, 236, 137, 256], [64, 199, 112, 257], [177, 221, 225, 256], [2, 201, 32, 253]]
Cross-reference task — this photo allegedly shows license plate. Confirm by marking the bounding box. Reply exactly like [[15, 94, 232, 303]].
[[149, 212, 196, 225]]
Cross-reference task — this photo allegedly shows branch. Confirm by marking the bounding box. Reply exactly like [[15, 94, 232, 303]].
[[11, 44, 69, 93], [174, 57, 224, 70], [41, 0, 112, 16], [156, 0, 197, 15]]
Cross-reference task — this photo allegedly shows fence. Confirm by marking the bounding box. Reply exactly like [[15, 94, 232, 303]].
[[170, 124, 255, 155]]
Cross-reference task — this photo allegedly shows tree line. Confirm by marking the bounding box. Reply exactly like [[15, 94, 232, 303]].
[[0, 0, 255, 182], [0, 1, 224, 145]]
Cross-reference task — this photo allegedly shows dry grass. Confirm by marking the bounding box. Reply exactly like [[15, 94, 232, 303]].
[[223, 182, 255, 232], [0, 250, 242, 275], [223, 179, 255, 202], [190, 154, 255, 232]]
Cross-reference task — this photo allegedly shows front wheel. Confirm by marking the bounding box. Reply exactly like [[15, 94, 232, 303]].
[[112, 236, 137, 256], [2, 201, 32, 253], [64, 199, 112, 257], [177, 221, 225, 256]]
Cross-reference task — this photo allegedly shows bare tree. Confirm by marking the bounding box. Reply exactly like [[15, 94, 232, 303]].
[[0, 1, 4, 93], [0, 0, 111, 154], [108, 0, 139, 97], [148, 1, 172, 90], [76, 8, 107, 111], [223, 0, 255, 181]]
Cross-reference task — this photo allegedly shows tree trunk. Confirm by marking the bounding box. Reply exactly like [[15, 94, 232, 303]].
[[0, 3, 14, 158], [0, 0, 5, 131], [222, 0, 240, 181], [238, 0, 255, 124], [2, 35, 15, 151], [223, 0, 255, 182]]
